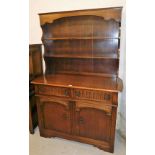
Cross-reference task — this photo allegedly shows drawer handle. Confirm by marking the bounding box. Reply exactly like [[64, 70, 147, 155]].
[[75, 91, 81, 97], [106, 112, 112, 116], [64, 90, 69, 96], [79, 117, 84, 124], [104, 94, 111, 100]]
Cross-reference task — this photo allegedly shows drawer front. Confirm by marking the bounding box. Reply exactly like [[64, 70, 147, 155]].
[[73, 89, 112, 103], [37, 85, 70, 97]]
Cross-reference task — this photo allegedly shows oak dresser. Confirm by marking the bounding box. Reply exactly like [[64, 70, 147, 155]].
[[32, 7, 123, 153]]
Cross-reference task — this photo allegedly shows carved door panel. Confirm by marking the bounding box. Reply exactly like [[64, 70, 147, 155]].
[[75, 101, 112, 142], [39, 97, 71, 134]]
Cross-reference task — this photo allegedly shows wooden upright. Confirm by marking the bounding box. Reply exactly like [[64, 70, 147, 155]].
[[32, 7, 123, 153], [29, 44, 43, 133]]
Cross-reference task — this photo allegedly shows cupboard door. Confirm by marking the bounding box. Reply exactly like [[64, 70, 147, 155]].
[[75, 101, 112, 142], [38, 97, 71, 134]]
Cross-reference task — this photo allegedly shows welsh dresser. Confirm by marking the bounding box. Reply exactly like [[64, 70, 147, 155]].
[[32, 7, 123, 152]]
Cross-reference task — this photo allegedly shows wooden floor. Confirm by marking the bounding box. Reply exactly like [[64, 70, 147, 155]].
[[29, 127, 126, 155]]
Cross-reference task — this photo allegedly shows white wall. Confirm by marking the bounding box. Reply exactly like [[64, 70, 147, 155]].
[[29, 0, 126, 138], [118, 5, 126, 138]]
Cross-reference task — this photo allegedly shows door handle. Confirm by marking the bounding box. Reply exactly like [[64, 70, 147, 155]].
[[79, 117, 84, 124], [62, 113, 69, 120]]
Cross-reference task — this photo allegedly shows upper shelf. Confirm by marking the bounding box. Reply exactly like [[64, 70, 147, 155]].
[[42, 37, 120, 40]]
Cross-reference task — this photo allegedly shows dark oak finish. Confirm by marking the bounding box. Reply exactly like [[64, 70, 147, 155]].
[[31, 7, 123, 153], [29, 44, 43, 134]]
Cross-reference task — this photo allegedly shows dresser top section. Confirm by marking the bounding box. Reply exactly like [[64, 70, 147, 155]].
[[39, 7, 122, 25], [31, 74, 123, 92]]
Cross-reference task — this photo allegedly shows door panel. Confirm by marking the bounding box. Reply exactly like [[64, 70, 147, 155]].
[[39, 97, 71, 134], [76, 101, 112, 142]]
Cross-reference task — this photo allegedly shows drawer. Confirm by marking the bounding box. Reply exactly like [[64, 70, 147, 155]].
[[73, 89, 112, 103], [37, 85, 70, 97]]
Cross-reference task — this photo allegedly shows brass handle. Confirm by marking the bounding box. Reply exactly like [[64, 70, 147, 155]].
[[79, 117, 84, 124], [104, 94, 111, 100], [75, 91, 81, 97], [106, 112, 112, 116]]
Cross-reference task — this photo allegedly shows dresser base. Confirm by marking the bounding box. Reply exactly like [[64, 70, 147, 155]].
[[39, 128, 114, 153]]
